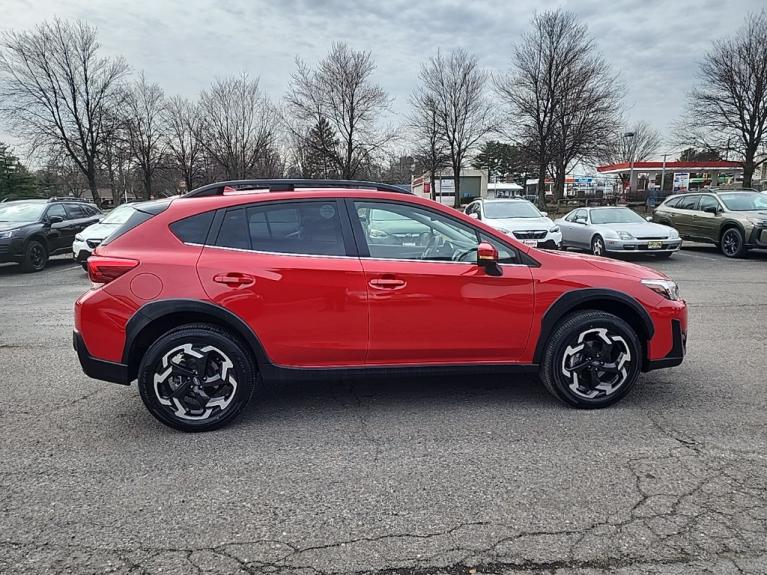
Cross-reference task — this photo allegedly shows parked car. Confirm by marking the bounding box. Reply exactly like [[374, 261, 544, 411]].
[[652, 190, 767, 257], [464, 198, 561, 249], [73, 203, 142, 269], [557, 206, 682, 258], [74, 179, 687, 432], [0, 198, 102, 272]]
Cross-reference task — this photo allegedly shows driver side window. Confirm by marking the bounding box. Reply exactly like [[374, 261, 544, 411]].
[[354, 201, 479, 262]]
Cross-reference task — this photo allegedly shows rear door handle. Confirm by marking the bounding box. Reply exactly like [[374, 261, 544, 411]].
[[213, 272, 255, 287], [369, 278, 406, 290]]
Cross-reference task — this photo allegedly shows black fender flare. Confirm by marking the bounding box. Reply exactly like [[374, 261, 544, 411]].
[[122, 299, 271, 369], [718, 220, 747, 241], [533, 288, 655, 364]]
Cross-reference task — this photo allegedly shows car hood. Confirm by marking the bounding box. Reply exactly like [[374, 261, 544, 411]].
[[0, 221, 34, 232], [593, 221, 675, 237], [79, 222, 119, 239], [544, 249, 667, 280], [486, 216, 554, 231]]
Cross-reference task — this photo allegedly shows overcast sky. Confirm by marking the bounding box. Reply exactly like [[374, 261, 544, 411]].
[[1, 0, 764, 160]]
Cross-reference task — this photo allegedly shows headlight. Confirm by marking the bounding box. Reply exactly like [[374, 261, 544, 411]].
[[496, 227, 512, 234], [75, 234, 84, 241], [617, 231, 634, 240], [549, 225, 560, 233], [0, 230, 14, 239], [667, 228, 680, 239], [641, 279, 680, 301], [748, 217, 767, 226]]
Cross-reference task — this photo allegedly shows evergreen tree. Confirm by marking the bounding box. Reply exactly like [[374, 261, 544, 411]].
[[0, 143, 37, 200], [302, 117, 340, 178]]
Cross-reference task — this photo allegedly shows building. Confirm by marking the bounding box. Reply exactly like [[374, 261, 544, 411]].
[[411, 168, 488, 205], [596, 161, 744, 197]]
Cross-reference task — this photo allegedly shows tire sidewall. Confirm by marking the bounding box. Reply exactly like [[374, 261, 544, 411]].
[[720, 227, 745, 258], [591, 235, 605, 257], [544, 312, 642, 408], [22, 240, 48, 272], [137, 327, 256, 432]]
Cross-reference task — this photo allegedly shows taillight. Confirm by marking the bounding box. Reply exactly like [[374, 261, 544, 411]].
[[87, 256, 139, 284]]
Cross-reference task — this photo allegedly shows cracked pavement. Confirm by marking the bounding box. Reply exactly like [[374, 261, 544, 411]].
[[1, 246, 766, 574]]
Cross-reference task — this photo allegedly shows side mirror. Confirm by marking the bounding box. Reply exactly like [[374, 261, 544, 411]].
[[541, 211, 548, 217], [703, 205, 718, 214], [48, 215, 64, 224], [468, 212, 479, 219], [477, 241, 499, 265], [646, 216, 653, 222]]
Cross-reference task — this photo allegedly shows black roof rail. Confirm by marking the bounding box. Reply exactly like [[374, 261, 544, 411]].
[[184, 179, 412, 198]]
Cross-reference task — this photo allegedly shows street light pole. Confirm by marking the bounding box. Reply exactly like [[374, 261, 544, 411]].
[[624, 131, 636, 201], [659, 153, 669, 196]]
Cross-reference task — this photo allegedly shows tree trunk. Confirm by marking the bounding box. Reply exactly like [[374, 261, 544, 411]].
[[743, 149, 755, 188], [452, 166, 461, 209], [87, 170, 99, 204], [144, 172, 152, 200], [555, 162, 566, 201], [429, 170, 436, 201], [537, 162, 547, 207]]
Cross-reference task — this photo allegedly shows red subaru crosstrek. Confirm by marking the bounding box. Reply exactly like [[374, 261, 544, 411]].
[[74, 180, 687, 431]]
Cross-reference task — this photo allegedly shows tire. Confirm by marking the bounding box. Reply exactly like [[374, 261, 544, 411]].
[[539, 310, 642, 409], [137, 323, 257, 432], [720, 227, 747, 258], [655, 252, 673, 259], [591, 235, 606, 257], [20, 239, 48, 272]]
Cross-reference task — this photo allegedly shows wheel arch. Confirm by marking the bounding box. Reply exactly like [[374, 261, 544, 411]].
[[123, 299, 270, 381], [25, 233, 50, 252], [719, 220, 746, 240], [533, 289, 654, 365]]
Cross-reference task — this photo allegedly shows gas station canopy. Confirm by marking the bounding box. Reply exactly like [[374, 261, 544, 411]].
[[597, 160, 742, 175]]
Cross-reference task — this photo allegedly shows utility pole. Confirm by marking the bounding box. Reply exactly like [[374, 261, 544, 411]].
[[624, 131, 636, 200], [659, 153, 669, 196]]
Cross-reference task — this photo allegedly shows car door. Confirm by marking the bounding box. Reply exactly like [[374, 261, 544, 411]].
[[568, 209, 591, 248], [671, 194, 700, 237], [349, 198, 535, 364], [196, 199, 369, 367], [558, 210, 582, 248], [43, 203, 70, 252], [63, 203, 94, 248], [692, 194, 723, 241]]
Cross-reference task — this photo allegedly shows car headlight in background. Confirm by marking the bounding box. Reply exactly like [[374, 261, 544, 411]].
[[75, 234, 84, 241], [0, 230, 15, 239], [496, 227, 512, 234], [667, 228, 680, 239], [617, 231, 634, 240], [641, 278, 680, 301], [747, 217, 767, 226], [549, 225, 560, 233]]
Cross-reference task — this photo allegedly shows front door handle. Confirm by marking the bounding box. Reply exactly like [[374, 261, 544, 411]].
[[369, 278, 406, 290], [213, 272, 255, 287]]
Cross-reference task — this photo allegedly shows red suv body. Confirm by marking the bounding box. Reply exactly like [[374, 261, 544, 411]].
[[74, 180, 687, 431]]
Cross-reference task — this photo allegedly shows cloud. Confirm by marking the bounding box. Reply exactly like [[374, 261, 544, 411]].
[[1, 0, 763, 156]]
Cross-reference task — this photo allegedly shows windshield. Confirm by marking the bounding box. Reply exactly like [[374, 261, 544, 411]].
[[0, 203, 45, 223], [718, 192, 767, 211], [484, 201, 541, 219], [101, 204, 136, 224], [590, 208, 646, 225]]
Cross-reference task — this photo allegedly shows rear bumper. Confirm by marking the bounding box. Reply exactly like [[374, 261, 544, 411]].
[[644, 318, 687, 371], [73, 330, 130, 385]]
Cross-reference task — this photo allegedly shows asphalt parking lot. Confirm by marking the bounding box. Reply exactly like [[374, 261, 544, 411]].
[[1, 246, 766, 575]]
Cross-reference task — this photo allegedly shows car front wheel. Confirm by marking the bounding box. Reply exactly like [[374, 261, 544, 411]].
[[137, 323, 257, 432], [20, 239, 48, 272], [539, 311, 642, 408], [591, 235, 606, 257], [720, 227, 747, 258]]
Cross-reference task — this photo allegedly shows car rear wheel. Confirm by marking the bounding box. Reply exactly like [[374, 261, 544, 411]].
[[720, 227, 747, 258], [591, 235, 606, 257], [137, 323, 257, 432], [539, 311, 642, 408], [20, 239, 48, 272]]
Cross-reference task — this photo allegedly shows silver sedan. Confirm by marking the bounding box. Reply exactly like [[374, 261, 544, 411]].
[[556, 207, 682, 258]]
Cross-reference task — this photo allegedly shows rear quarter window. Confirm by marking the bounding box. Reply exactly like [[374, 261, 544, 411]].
[[170, 211, 215, 244]]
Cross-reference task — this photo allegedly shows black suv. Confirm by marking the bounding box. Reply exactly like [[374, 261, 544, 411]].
[[0, 198, 102, 272]]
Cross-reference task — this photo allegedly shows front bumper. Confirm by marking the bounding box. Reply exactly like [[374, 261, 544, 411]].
[[0, 237, 25, 263], [605, 238, 682, 253], [510, 230, 562, 249], [72, 239, 93, 263], [644, 318, 687, 372], [746, 225, 767, 248], [73, 330, 130, 385]]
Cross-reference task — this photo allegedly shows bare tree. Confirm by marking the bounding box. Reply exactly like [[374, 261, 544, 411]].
[[545, 14, 621, 199], [417, 49, 493, 208], [0, 19, 128, 202], [198, 74, 278, 180], [676, 11, 767, 187], [123, 74, 165, 199], [497, 11, 599, 203], [164, 96, 203, 192], [408, 91, 449, 199], [602, 121, 662, 165], [287, 42, 394, 180]]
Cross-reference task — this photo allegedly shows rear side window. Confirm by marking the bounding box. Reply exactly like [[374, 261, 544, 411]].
[[170, 211, 215, 244], [676, 195, 700, 210], [215, 201, 346, 256], [663, 197, 681, 208], [66, 204, 87, 218]]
